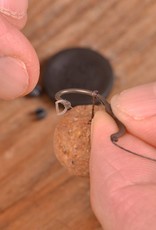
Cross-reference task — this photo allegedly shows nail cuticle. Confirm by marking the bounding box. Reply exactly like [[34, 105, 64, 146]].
[[0, 56, 29, 99]]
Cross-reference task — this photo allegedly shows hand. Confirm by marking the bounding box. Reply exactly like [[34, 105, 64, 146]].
[[0, 0, 39, 100], [90, 82, 156, 230]]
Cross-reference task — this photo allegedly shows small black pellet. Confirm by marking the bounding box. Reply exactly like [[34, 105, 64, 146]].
[[28, 85, 42, 97], [35, 108, 47, 120]]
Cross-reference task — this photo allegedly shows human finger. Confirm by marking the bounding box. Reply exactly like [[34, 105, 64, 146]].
[[111, 82, 156, 147], [0, 15, 39, 100], [90, 111, 156, 229], [0, 0, 28, 29]]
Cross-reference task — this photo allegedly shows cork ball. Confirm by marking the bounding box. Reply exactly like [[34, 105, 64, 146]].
[[53, 105, 100, 176]]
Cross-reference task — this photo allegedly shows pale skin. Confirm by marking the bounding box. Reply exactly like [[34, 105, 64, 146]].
[[0, 1, 156, 229], [90, 83, 156, 230], [0, 0, 39, 100]]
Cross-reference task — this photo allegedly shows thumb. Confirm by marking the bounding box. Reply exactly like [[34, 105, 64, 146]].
[[90, 83, 156, 229], [111, 82, 156, 147]]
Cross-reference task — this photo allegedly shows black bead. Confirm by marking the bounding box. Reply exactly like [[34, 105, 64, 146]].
[[35, 108, 47, 120], [42, 47, 114, 106]]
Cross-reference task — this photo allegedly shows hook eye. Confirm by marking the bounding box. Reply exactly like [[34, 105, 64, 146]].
[[55, 99, 72, 115]]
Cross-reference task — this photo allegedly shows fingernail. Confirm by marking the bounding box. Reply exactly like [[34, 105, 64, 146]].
[[0, 57, 29, 99], [111, 82, 156, 120], [0, 0, 28, 19]]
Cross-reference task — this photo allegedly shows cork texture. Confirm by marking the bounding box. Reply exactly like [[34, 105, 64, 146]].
[[53, 105, 101, 176]]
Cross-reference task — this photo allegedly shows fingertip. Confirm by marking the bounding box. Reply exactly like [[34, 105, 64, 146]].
[[111, 82, 156, 120], [23, 51, 40, 95], [0, 15, 39, 100], [111, 83, 156, 146]]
